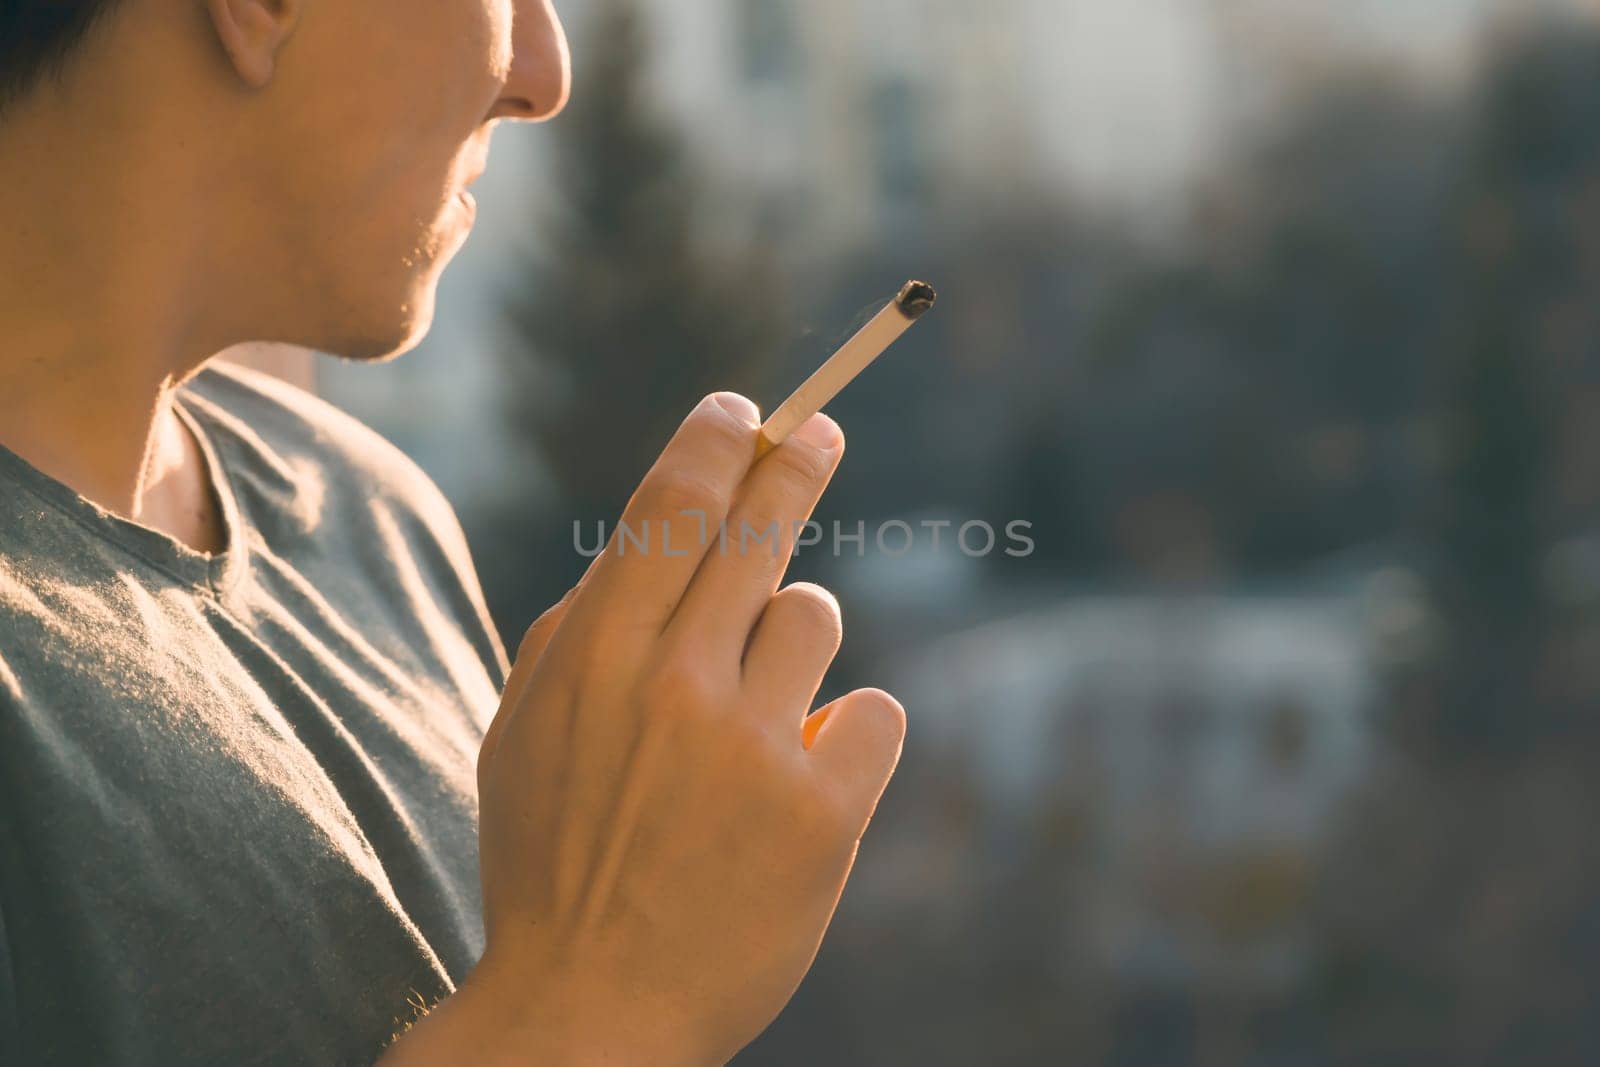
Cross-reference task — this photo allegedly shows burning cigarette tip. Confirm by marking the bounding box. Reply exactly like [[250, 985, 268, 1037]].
[[895, 280, 938, 320]]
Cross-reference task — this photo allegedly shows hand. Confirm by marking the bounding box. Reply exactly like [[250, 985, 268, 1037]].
[[412, 393, 906, 1064]]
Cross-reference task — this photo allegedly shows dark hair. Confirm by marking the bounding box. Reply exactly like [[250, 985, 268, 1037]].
[[1, 1, 120, 116]]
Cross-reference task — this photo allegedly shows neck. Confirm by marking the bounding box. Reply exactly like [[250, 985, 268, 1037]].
[[0, 71, 232, 521]]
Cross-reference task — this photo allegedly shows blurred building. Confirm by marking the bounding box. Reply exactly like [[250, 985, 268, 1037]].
[[884, 585, 1379, 990], [575, 0, 1600, 259], [890, 589, 1374, 815], [614, 0, 1230, 254]]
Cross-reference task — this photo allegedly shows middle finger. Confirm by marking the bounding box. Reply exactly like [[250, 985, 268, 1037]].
[[661, 412, 844, 661]]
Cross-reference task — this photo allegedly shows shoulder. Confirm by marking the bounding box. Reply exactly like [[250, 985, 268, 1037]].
[[181, 359, 468, 542], [181, 359, 511, 685]]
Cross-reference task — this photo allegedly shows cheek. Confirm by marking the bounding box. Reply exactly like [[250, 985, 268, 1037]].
[[315, 2, 502, 199], [266, 0, 501, 301], [392, 0, 504, 128]]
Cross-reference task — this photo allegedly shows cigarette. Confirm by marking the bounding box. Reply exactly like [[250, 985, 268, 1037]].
[[754, 279, 938, 460]]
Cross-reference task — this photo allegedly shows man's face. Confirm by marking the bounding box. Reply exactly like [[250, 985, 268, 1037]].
[[242, 0, 569, 361]]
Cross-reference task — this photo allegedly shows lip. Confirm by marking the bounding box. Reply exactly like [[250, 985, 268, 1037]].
[[457, 189, 477, 215]]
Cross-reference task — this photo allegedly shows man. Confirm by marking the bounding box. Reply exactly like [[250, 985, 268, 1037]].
[[0, 2, 906, 1063]]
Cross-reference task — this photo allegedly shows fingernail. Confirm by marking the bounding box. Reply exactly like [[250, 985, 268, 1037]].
[[711, 392, 760, 425], [793, 413, 843, 452]]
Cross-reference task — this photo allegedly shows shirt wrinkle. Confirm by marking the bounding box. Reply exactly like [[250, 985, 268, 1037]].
[[0, 362, 503, 1065]]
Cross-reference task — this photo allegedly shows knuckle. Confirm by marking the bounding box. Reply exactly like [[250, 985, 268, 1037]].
[[571, 622, 626, 676], [856, 688, 909, 752], [515, 622, 547, 661], [646, 653, 723, 719], [719, 712, 775, 768], [768, 440, 827, 488], [862, 687, 908, 731], [779, 583, 843, 644], [802, 781, 861, 843], [731, 511, 787, 563], [637, 467, 728, 521], [516, 604, 566, 659], [476, 736, 504, 794]]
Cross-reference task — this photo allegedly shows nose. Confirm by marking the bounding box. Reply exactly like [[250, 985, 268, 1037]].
[[490, 0, 571, 123]]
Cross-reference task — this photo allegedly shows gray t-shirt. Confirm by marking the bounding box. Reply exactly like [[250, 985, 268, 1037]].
[[0, 362, 512, 1065]]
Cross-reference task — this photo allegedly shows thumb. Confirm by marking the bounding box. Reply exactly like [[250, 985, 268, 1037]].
[[806, 687, 907, 835]]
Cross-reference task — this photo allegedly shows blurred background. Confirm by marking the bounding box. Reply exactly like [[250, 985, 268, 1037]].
[[253, 0, 1600, 1061]]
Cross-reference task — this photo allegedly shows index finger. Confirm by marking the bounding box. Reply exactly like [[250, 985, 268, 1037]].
[[554, 391, 763, 655]]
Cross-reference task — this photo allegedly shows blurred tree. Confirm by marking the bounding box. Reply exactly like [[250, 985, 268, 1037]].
[[473, 0, 790, 644], [1425, 270, 1547, 753], [499, 0, 788, 527], [1311, 20, 1600, 1066], [1056, 75, 1465, 583]]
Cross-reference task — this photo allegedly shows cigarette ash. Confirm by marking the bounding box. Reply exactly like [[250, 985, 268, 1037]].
[[895, 280, 938, 319]]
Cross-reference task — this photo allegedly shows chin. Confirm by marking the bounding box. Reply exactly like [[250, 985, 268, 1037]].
[[321, 283, 443, 364], [299, 212, 464, 363]]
